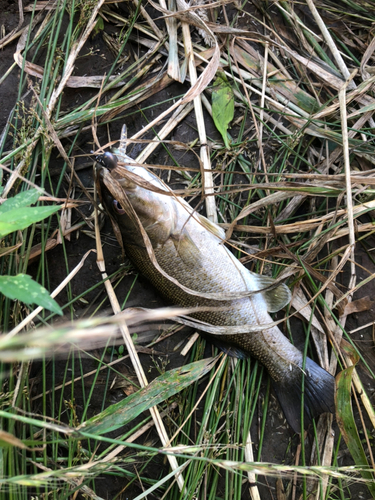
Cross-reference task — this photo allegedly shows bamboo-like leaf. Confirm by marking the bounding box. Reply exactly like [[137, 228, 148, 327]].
[[335, 367, 375, 498], [212, 71, 234, 148], [0, 206, 60, 239], [0, 274, 63, 315], [0, 188, 42, 213], [77, 357, 217, 435]]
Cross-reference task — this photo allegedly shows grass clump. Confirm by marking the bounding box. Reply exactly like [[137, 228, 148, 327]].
[[0, 0, 374, 498]]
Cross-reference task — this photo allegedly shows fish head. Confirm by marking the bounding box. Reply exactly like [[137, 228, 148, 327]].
[[95, 155, 176, 248]]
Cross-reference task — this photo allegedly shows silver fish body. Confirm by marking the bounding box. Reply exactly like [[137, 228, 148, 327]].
[[95, 126, 335, 432]]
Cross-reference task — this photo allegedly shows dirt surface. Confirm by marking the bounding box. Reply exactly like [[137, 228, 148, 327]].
[[1, 1, 375, 499]]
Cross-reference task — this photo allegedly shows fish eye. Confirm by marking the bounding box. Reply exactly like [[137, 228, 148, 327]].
[[113, 200, 126, 214], [95, 152, 118, 169]]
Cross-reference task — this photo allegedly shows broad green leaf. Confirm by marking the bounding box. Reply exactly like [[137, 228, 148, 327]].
[[0, 274, 63, 315], [0, 189, 43, 215], [336, 367, 375, 498], [0, 206, 60, 239], [78, 357, 217, 435], [212, 71, 234, 149]]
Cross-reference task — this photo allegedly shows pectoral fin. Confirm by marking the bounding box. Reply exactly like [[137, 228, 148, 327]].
[[171, 230, 201, 267], [250, 272, 291, 312]]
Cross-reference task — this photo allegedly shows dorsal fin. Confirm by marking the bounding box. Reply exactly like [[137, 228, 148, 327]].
[[118, 124, 127, 157], [197, 214, 226, 239]]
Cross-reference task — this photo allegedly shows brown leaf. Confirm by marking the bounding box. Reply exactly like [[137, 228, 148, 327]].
[[0, 430, 43, 452], [343, 296, 375, 315]]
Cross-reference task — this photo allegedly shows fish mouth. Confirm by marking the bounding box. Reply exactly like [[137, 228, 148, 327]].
[[95, 165, 116, 212], [95, 164, 106, 179], [99, 182, 116, 213]]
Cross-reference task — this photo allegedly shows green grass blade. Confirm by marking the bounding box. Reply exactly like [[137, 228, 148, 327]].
[[336, 366, 375, 498]]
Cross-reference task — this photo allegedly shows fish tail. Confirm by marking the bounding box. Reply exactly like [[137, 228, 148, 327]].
[[273, 357, 335, 433]]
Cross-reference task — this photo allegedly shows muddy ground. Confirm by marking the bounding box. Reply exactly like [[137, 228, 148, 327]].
[[0, 1, 374, 499]]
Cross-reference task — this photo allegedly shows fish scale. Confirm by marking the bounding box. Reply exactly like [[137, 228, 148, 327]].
[[95, 125, 335, 433]]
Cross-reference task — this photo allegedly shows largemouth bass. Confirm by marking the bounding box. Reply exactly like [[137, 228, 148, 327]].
[[95, 125, 335, 432]]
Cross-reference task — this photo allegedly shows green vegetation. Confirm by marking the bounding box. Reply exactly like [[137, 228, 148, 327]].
[[0, 0, 374, 498]]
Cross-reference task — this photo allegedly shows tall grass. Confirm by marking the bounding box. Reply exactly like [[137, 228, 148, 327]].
[[0, 0, 374, 498]]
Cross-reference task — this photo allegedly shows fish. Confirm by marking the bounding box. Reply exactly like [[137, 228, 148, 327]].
[[95, 125, 335, 433]]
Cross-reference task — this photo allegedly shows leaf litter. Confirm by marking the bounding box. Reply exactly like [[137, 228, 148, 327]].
[[0, 0, 375, 498]]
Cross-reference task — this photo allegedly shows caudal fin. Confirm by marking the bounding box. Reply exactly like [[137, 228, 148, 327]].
[[273, 357, 335, 433]]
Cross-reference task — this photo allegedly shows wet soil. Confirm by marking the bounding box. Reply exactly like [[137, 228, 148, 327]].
[[1, 1, 374, 499]]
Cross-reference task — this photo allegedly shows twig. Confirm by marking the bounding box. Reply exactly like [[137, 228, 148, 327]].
[[179, 1, 217, 222], [164, 0, 181, 81], [339, 70, 357, 294], [0, 0, 24, 48], [130, 0, 220, 155], [258, 41, 269, 185], [132, 0, 164, 40], [244, 429, 261, 500]]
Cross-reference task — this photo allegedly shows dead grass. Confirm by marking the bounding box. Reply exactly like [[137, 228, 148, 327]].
[[0, 0, 375, 498]]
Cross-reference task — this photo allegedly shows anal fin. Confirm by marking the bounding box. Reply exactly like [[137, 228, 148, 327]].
[[203, 334, 249, 360]]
